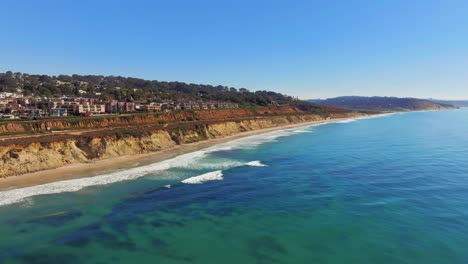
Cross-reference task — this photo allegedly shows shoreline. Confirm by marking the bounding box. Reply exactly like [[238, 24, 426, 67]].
[[0, 117, 357, 191]]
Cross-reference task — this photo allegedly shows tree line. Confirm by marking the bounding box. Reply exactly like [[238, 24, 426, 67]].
[[0, 71, 299, 107]]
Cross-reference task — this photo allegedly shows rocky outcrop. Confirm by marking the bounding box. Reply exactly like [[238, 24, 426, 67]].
[[0, 112, 364, 178], [0, 123, 26, 134]]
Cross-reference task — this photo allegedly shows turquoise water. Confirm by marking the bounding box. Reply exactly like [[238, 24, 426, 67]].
[[1, 109, 468, 263]]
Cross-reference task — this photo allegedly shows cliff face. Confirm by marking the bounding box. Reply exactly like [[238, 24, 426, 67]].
[[0, 106, 310, 135], [0, 112, 363, 178]]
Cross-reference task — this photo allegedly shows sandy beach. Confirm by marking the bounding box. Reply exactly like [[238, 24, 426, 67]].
[[0, 118, 353, 191]]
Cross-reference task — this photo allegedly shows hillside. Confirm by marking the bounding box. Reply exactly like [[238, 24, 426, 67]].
[[1, 71, 316, 108], [309, 96, 455, 111], [429, 99, 468, 108]]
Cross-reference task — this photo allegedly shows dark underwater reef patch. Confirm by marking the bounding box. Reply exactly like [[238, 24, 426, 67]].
[[150, 219, 185, 228], [26, 210, 83, 227], [20, 252, 81, 264], [148, 237, 193, 262], [53, 220, 138, 252], [247, 235, 288, 263], [54, 222, 107, 247]]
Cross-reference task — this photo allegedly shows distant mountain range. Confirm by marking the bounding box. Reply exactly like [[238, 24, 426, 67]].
[[308, 96, 457, 111], [428, 99, 468, 108]]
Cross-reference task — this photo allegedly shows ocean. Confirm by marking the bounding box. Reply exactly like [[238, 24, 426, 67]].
[[0, 109, 467, 263]]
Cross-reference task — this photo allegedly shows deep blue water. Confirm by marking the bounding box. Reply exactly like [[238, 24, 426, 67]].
[[0, 109, 467, 263]]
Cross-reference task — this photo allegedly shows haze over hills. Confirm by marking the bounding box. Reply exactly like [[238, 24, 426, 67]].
[[428, 99, 468, 108], [309, 96, 456, 111]]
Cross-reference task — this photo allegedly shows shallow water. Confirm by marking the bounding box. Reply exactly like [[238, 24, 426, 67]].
[[1, 109, 467, 263]]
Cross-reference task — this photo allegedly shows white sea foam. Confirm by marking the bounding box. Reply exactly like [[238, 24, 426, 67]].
[[190, 160, 245, 170], [0, 150, 208, 206], [0, 112, 396, 206], [334, 119, 356, 123], [246, 161, 267, 167], [203, 130, 293, 152], [291, 129, 313, 133], [356, 113, 395, 120], [307, 113, 396, 126], [181, 171, 223, 184], [328, 114, 392, 124]]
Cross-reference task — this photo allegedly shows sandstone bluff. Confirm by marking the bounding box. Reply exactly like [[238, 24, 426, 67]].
[[0, 107, 365, 178]]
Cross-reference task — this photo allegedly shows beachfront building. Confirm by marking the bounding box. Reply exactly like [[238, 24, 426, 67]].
[[180, 101, 239, 110], [199, 102, 209, 110], [22, 108, 47, 117], [105, 100, 136, 113], [207, 102, 217, 109], [50, 108, 68, 117], [140, 102, 164, 112], [215, 102, 239, 109], [0, 92, 21, 99], [0, 114, 19, 120], [181, 101, 201, 110], [74, 104, 106, 114]]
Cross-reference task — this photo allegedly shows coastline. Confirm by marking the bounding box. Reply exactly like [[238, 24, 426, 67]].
[[0, 117, 356, 191]]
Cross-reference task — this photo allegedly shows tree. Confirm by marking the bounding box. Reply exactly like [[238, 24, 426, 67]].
[[38, 75, 50, 83]]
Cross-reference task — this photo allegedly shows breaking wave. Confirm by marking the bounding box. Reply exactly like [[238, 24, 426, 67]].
[[290, 129, 313, 133], [181, 171, 224, 184], [0, 150, 207, 206], [334, 119, 356, 123], [246, 161, 267, 167]]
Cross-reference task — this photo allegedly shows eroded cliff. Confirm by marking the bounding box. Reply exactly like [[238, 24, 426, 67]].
[[0, 112, 364, 178]]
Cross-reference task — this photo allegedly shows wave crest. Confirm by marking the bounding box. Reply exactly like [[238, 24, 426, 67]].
[[246, 161, 267, 167], [181, 171, 224, 184]]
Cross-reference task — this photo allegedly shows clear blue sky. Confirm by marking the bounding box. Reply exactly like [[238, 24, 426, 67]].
[[1, 0, 467, 99]]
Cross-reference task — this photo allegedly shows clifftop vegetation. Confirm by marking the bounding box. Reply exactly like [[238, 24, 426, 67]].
[[1, 71, 306, 107]]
